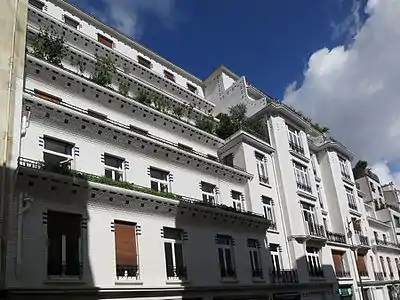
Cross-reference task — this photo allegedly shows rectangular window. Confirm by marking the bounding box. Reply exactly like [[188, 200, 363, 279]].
[[357, 254, 367, 276], [114, 221, 138, 279], [248, 239, 262, 279], [138, 56, 152, 69], [216, 234, 236, 278], [262, 196, 276, 229], [163, 227, 186, 280], [150, 167, 169, 192], [43, 136, 74, 172], [97, 33, 113, 48], [187, 83, 198, 94], [294, 162, 311, 192], [302, 203, 321, 236], [287, 125, 304, 154], [339, 156, 350, 178], [255, 152, 269, 184], [346, 188, 357, 211], [378, 186, 383, 196], [380, 256, 387, 277], [352, 217, 362, 233], [269, 243, 281, 272], [201, 181, 217, 205], [29, 0, 45, 10], [104, 154, 124, 182], [387, 257, 393, 277], [317, 185, 324, 209], [64, 15, 80, 29], [223, 153, 234, 167], [394, 216, 400, 228], [163, 70, 175, 82], [306, 247, 323, 277], [47, 210, 82, 278], [370, 181, 376, 192], [332, 251, 346, 277], [34, 89, 62, 103], [231, 190, 244, 211]]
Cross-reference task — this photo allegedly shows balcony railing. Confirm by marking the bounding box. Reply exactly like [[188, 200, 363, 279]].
[[336, 270, 351, 278], [47, 262, 83, 278], [289, 141, 305, 155], [116, 265, 139, 279], [18, 157, 267, 222], [348, 200, 358, 211], [359, 235, 370, 246], [309, 268, 324, 278], [252, 269, 264, 279], [359, 270, 369, 277], [374, 239, 400, 249], [341, 171, 351, 180], [326, 231, 347, 244], [220, 268, 236, 279], [374, 272, 384, 281], [270, 269, 299, 284], [297, 182, 312, 193], [166, 265, 187, 280], [306, 222, 326, 238], [268, 220, 277, 231]]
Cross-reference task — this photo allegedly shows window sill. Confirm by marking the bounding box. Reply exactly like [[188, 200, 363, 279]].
[[166, 279, 189, 284], [259, 182, 272, 189], [221, 277, 239, 283], [252, 277, 265, 283], [290, 150, 309, 163], [297, 190, 317, 201], [115, 278, 143, 285], [267, 228, 279, 234], [44, 277, 84, 284]]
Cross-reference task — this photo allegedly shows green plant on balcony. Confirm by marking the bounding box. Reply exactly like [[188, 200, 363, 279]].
[[135, 90, 151, 105], [195, 115, 215, 134], [172, 106, 186, 119], [311, 123, 329, 134], [118, 81, 130, 97], [91, 54, 116, 87], [244, 117, 268, 140], [215, 113, 235, 139], [31, 27, 67, 67], [152, 94, 170, 113]]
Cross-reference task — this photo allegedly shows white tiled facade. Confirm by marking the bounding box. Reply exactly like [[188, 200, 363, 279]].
[[2, 0, 400, 300]]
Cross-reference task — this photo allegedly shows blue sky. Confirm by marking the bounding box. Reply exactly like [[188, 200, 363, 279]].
[[69, 0, 361, 98], [68, 0, 400, 185]]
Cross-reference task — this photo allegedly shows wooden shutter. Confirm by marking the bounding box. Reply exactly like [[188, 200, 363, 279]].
[[357, 255, 366, 272], [332, 252, 343, 273], [114, 221, 137, 266], [34, 89, 62, 103], [98, 33, 113, 48]]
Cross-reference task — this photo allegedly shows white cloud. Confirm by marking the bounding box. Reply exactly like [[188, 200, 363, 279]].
[[82, 0, 178, 39], [372, 162, 400, 187], [284, 0, 400, 186]]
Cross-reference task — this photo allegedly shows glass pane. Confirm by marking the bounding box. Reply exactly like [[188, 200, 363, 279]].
[[150, 181, 159, 191], [174, 243, 184, 267], [104, 155, 123, 168], [163, 227, 182, 240], [253, 251, 260, 270], [225, 248, 233, 274], [44, 137, 72, 155], [164, 243, 173, 275], [249, 251, 254, 270], [218, 248, 226, 277], [201, 182, 215, 193], [65, 235, 80, 275], [105, 169, 113, 179], [160, 183, 168, 193], [47, 234, 62, 275], [150, 168, 168, 180], [115, 172, 123, 182]]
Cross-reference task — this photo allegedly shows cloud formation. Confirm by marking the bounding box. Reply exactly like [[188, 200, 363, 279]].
[[78, 0, 178, 39], [284, 0, 400, 185]]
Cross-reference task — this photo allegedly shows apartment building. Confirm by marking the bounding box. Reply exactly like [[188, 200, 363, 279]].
[[1, 0, 400, 300]]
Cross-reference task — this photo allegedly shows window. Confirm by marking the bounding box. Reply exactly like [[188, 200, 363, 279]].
[[394, 216, 400, 228], [97, 33, 113, 48], [370, 181, 376, 192], [311, 154, 318, 176], [231, 190, 244, 211], [387, 257, 393, 277], [248, 239, 262, 279], [34, 89, 62, 103], [374, 231, 379, 242], [352, 218, 362, 233], [317, 185, 324, 209], [163, 70, 175, 82], [64, 15, 80, 29], [270, 243, 281, 272], [332, 251, 346, 277], [47, 210, 82, 278], [293, 162, 311, 192], [378, 186, 383, 196], [262, 196, 276, 229], [306, 247, 323, 277], [255, 152, 269, 184], [346, 188, 357, 211], [163, 227, 186, 280], [287, 125, 304, 154], [380, 256, 387, 277], [187, 83, 198, 94], [339, 156, 350, 178], [302, 203, 319, 235], [150, 167, 170, 192], [114, 221, 138, 279], [395, 258, 400, 276], [138, 56, 152, 69], [29, 0, 45, 10], [383, 234, 387, 243], [223, 153, 234, 167], [43, 136, 74, 172], [357, 254, 368, 276], [216, 234, 235, 278], [104, 154, 124, 182], [201, 181, 217, 205]]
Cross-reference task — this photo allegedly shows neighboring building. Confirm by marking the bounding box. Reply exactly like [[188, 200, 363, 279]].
[[1, 1, 400, 300]]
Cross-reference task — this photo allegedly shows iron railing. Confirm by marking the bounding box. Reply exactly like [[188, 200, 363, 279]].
[[297, 182, 312, 193], [288, 141, 304, 155], [374, 272, 384, 281], [335, 270, 351, 278], [326, 231, 346, 244], [306, 222, 326, 238], [270, 269, 299, 284], [116, 265, 139, 279], [252, 269, 264, 279], [166, 265, 187, 280]]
